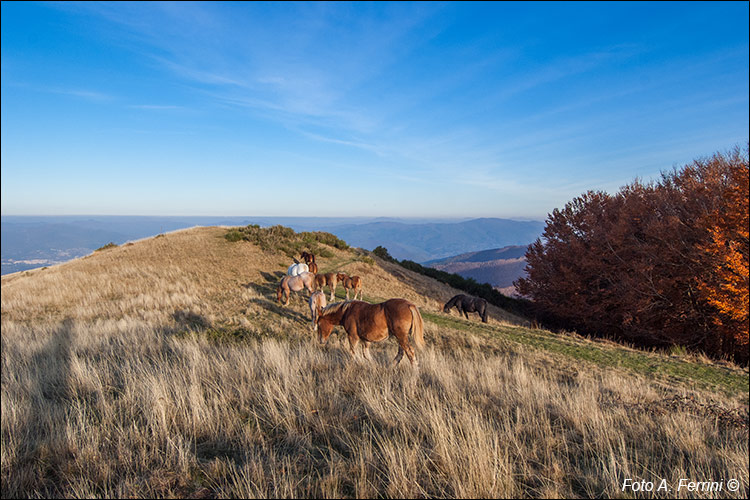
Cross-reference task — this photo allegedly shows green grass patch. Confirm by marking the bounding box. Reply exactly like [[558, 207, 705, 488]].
[[422, 311, 749, 399]]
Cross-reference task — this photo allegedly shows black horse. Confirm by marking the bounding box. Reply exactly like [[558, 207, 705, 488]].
[[443, 294, 488, 323]]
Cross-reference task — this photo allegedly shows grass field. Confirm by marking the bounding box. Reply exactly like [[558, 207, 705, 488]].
[[2, 226, 748, 498]]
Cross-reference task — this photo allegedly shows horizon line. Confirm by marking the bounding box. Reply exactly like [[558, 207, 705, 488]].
[[0, 214, 546, 221]]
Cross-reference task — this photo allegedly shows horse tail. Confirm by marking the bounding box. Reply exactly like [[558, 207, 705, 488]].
[[276, 283, 283, 303], [410, 305, 425, 349]]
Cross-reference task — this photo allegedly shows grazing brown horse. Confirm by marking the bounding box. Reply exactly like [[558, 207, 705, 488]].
[[308, 291, 327, 331], [341, 275, 363, 300], [277, 272, 315, 305], [315, 272, 341, 301], [316, 299, 425, 366]]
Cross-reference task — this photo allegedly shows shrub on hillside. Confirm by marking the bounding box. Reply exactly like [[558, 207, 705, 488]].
[[301, 231, 349, 250], [372, 246, 395, 262], [225, 224, 348, 259], [95, 242, 118, 251]]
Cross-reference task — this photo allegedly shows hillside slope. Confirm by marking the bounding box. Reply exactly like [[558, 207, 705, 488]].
[[0, 226, 525, 333], [2, 226, 748, 498]]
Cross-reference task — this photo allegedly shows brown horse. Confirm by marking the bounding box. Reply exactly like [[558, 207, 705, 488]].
[[316, 299, 425, 366], [315, 272, 341, 301], [341, 275, 363, 300], [276, 272, 315, 305], [308, 261, 318, 274], [301, 251, 316, 266]]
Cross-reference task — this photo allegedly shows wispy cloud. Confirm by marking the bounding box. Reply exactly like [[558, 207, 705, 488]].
[[8, 82, 116, 102], [128, 104, 185, 110], [296, 130, 385, 156]]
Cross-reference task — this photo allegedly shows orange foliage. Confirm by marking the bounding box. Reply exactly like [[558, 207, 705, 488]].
[[697, 148, 749, 358]]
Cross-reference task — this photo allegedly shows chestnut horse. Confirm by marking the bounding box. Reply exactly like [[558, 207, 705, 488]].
[[316, 299, 425, 366], [308, 291, 327, 331], [315, 272, 341, 301], [301, 252, 318, 273], [277, 272, 315, 305], [301, 251, 316, 266], [443, 294, 488, 323], [341, 275, 363, 300]]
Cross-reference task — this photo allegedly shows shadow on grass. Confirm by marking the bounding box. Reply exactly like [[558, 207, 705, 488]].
[[248, 297, 311, 325], [3, 319, 75, 498]]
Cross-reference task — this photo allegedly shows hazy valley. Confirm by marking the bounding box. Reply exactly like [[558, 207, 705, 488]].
[[1, 216, 544, 275]]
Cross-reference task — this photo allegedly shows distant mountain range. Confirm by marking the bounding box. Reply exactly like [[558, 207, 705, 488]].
[[1, 215, 544, 275], [426, 245, 531, 296], [327, 218, 544, 262]]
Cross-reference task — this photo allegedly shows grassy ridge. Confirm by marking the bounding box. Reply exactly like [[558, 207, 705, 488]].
[[1, 226, 748, 498]]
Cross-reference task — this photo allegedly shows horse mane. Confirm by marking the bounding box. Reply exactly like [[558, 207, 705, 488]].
[[444, 294, 461, 308], [320, 301, 352, 317]]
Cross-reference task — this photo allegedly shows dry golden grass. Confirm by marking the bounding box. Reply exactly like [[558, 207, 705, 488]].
[[2, 227, 748, 498]]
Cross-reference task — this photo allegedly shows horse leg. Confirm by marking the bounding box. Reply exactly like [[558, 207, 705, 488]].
[[402, 340, 417, 366], [393, 340, 417, 366], [463, 308, 469, 320], [393, 345, 405, 366], [347, 332, 359, 358], [361, 341, 373, 361], [345, 287, 350, 300]]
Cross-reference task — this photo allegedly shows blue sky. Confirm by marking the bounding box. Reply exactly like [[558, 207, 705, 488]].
[[1, 1, 748, 219]]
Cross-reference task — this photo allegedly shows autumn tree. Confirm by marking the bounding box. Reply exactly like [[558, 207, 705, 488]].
[[516, 146, 749, 363], [695, 147, 749, 360]]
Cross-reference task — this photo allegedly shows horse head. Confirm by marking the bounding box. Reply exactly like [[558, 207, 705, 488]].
[[443, 294, 461, 313], [317, 313, 334, 343]]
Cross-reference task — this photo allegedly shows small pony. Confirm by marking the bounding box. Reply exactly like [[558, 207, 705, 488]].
[[341, 275, 363, 300], [315, 272, 342, 301], [308, 291, 327, 331], [287, 262, 309, 276], [316, 298, 425, 366], [277, 271, 315, 305], [443, 294, 488, 323]]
